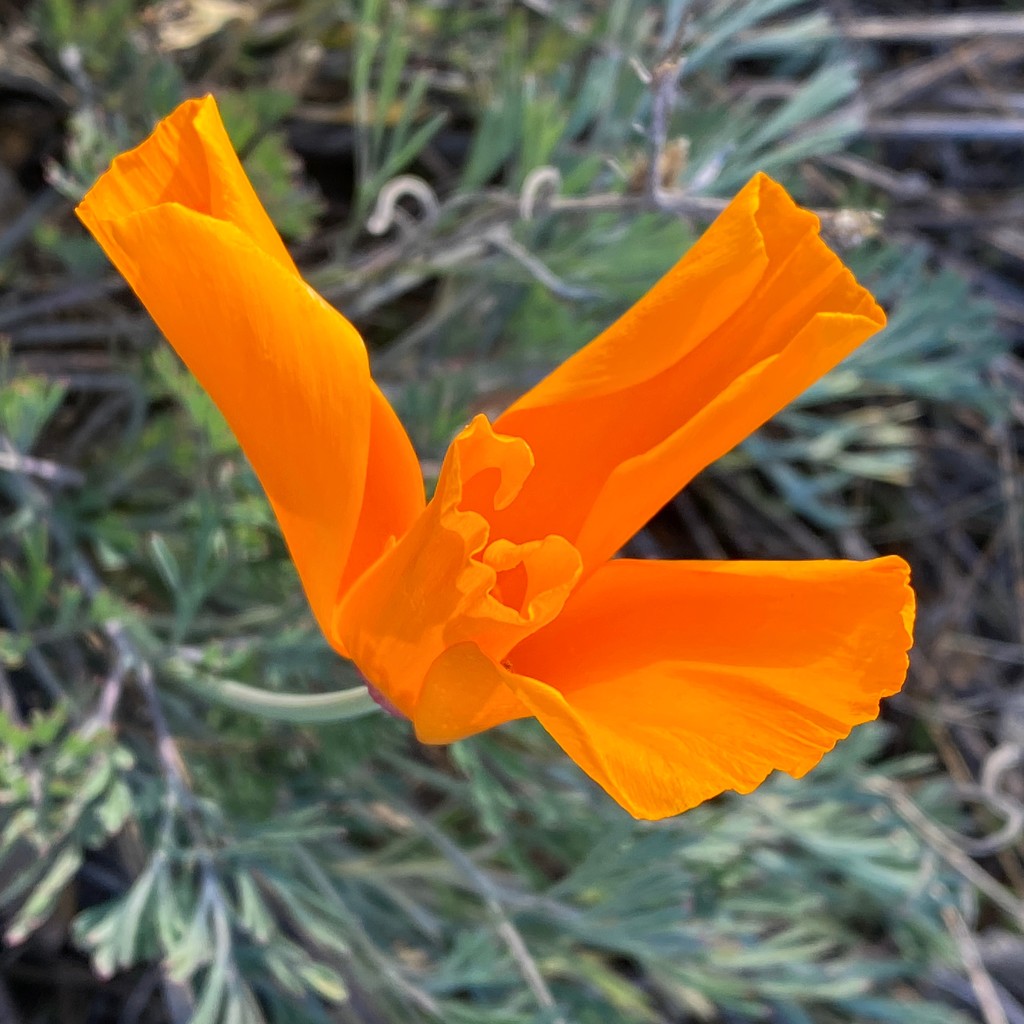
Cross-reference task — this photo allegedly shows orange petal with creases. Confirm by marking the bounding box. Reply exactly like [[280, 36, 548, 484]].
[[76, 96, 424, 636], [493, 173, 886, 570]]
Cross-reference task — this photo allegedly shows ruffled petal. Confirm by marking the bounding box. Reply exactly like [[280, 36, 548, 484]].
[[76, 95, 424, 636], [336, 415, 580, 724], [492, 173, 886, 570], [494, 555, 914, 819]]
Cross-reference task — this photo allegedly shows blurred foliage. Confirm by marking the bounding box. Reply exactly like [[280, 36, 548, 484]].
[[0, 0, 1018, 1022]]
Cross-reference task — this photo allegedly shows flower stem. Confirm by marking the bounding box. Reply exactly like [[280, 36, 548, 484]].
[[171, 666, 382, 723]]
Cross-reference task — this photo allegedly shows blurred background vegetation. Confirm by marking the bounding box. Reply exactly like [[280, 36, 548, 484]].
[[1, 0, 1024, 1021]]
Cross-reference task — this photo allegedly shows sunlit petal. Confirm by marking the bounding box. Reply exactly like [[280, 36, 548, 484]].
[[493, 174, 886, 570], [77, 96, 424, 635], [499, 555, 914, 819]]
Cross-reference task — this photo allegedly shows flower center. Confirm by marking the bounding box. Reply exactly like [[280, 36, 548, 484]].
[[334, 414, 582, 717]]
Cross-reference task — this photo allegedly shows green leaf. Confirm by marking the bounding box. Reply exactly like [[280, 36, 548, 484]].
[[297, 961, 347, 1003], [5, 845, 79, 944], [94, 779, 133, 835], [149, 533, 183, 597], [235, 870, 274, 944], [191, 954, 229, 1024]]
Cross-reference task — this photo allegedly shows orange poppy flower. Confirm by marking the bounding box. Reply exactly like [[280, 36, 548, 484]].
[[78, 95, 914, 820]]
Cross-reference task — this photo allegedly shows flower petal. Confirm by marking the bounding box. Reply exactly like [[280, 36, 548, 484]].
[[337, 385, 426, 599], [493, 173, 886, 570], [84, 204, 372, 634], [336, 415, 580, 720], [415, 643, 529, 744], [497, 555, 914, 819], [78, 95, 296, 272], [76, 96, 424, 637]]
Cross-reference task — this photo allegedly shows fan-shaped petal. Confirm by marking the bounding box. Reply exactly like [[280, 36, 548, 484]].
[[476, 555, 914, 819]]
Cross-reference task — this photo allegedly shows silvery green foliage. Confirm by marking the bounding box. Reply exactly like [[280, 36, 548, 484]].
[[0, 0, 1008, 1021]]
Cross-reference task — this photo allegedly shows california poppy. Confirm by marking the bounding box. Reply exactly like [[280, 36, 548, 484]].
[[78, 96, 914, 820]]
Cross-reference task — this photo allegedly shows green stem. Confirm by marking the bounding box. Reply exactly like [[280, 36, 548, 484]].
[[172, 667, 381, 724]]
